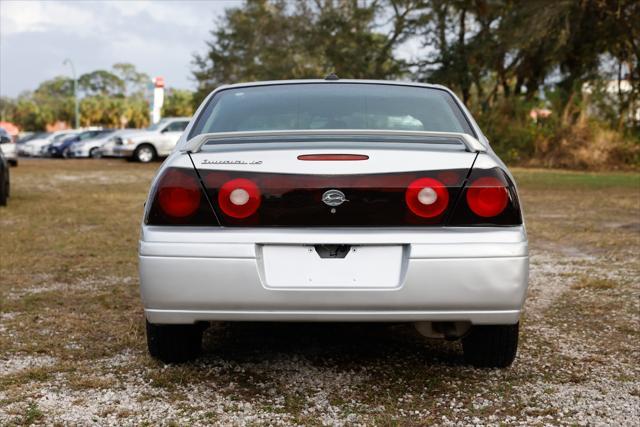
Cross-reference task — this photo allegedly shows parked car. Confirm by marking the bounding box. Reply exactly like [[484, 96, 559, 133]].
[[68, 130, 118, 158], [48, 129, 114, 158], [17, 132, 49, 155], [139, 79, 529, 367], [0, 147, 9, 206], [111, 117, 190, 163], [17, 132, 42, 144], [21, 131, 78, 157], [0, 127, 18, 166]]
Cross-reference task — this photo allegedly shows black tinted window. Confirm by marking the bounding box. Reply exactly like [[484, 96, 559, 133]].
[[190, 83, 473, 138]]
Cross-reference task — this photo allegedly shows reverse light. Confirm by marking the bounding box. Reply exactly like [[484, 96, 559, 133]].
[[466, 177, 508, 217], [405, 177, 449, 218], [218, 178, 261, 218]]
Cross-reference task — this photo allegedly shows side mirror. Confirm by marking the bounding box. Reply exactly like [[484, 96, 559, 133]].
[[160, 127, 170, 133], [0, 135, 11, 144]]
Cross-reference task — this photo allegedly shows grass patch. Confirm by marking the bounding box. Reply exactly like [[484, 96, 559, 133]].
[[512, 168, 640, 189], [22, 402, 44, 425], [571, 277, 617, 290]]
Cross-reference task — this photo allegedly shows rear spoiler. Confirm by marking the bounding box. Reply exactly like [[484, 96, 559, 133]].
[[182, 130, 487, 153]]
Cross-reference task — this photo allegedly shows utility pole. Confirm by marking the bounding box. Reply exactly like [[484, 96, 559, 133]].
[[63, 58, 79, 129]]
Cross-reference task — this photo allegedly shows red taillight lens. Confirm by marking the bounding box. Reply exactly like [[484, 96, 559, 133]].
[[466, 177, 508, 217], [405, 177, 449, 218], [157, 169, 201, 218], [218, 178, 261, 218]]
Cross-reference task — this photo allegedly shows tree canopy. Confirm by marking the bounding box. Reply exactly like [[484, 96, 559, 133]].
[[191, 0, 639, 168]]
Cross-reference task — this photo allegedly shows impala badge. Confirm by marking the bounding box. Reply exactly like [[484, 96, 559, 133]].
[[322, 189, 348, 207]]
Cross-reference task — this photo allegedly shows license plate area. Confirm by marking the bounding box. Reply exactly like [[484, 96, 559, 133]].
[[258, 244, 407, 289]]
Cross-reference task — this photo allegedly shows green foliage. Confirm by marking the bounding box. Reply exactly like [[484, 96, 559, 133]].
[[162, 89, 194, 118], [78, 70, 125, 96], [192, 0, 415, 105], [113, 62, 151, 96], [191, 0, 638, 168], [2, 64, 154, 130]]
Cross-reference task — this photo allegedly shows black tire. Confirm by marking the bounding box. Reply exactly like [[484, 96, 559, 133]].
[[89, 147, 100, 158], [462, 323, 519, 368], [0, 173, 7, 206], [9, 160, 17, 167], [134, 144, 156, 163], [146, 320, 204, 363], [62, 147, 70, 158]]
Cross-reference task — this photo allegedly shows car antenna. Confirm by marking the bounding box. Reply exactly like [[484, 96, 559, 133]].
[[324, 72, 339, 81]]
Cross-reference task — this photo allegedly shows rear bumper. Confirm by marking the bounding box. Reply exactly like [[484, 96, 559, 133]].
[[139, 226, 529, 324]]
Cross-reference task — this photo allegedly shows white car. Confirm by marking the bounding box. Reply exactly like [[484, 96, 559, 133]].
[[139, 79, 528, 367], [0, 128, 17, 166], [111, 118, 190, 163], [20, 130, 79, 157], [68, 130, 118, 158]]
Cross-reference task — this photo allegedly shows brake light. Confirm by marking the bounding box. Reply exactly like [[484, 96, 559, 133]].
[[466, 177, 508, 217], [405, 177, 449, 218], [297, 154, 369, 161], [157, 169, 201, 217], [218, 178, 261, 218], [145, 167, 216, 225], [447, 167, 522, 226]]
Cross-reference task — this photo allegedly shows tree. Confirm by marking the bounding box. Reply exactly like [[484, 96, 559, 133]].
[[113, 63, 151, 96], [192, 0, 417, 104], [162, 89, 194, 117], [78, 70, 125, 97]]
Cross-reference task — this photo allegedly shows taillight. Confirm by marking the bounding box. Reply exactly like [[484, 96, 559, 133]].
[[405, 178, 449, 218], [448, 168, 522, 226], [158, 169, 201, 217], [145, 167, 217, 225], [466, 177, 508, 217], [198, 169, 468, 227], [218, 178, 261, 219]]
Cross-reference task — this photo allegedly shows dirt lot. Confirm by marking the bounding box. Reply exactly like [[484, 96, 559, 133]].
[[1, 159, 638, 426]]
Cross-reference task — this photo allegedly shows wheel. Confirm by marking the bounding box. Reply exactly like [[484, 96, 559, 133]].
[[0, 173, 7, 206], [89, 147, 100, 158], [134, 145, 156, 163], [62, 148, 70, 158], [462, 323, 519, 368], [146, 320, 204, 363], [9, 160, 17, 167]]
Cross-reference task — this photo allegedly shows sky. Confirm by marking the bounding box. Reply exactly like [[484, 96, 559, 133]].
[[0, 0, 243, 97]]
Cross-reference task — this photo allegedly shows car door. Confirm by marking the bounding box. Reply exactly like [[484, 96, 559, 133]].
[[158, 120, 189, 155]]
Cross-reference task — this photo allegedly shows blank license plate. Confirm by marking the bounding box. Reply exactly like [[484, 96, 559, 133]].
[[260, 245, 405, 289]]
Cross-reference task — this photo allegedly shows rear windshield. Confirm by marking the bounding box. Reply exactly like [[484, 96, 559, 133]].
[[189, 83, 474, 138]]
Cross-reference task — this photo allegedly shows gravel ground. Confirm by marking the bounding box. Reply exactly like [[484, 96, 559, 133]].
[[0, 160, 638, 425]]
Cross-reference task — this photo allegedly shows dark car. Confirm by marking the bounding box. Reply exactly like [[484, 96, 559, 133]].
[[48, 129, 114, 158], [0, 145, 9, 206]]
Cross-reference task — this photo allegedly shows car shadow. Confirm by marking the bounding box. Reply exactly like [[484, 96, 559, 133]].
[[200, 322, 465, 367]]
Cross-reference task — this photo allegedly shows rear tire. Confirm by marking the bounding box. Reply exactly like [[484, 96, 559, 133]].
[[462, 323, 519, 368], [9, 160, 17, 167], [146, 320, 204, 363], [0, 174, 7, 206], [134, 144, 156, 163], [89, 148, 100, 158]]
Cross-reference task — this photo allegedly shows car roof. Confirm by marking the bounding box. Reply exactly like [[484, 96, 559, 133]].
[[214, 79, 448, 92]]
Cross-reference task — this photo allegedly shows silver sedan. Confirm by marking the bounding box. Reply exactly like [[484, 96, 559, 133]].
[[139, 79, 528, 368]]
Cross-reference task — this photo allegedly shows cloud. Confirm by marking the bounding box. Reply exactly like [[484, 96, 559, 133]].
[[0, 0, 241, 97]]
